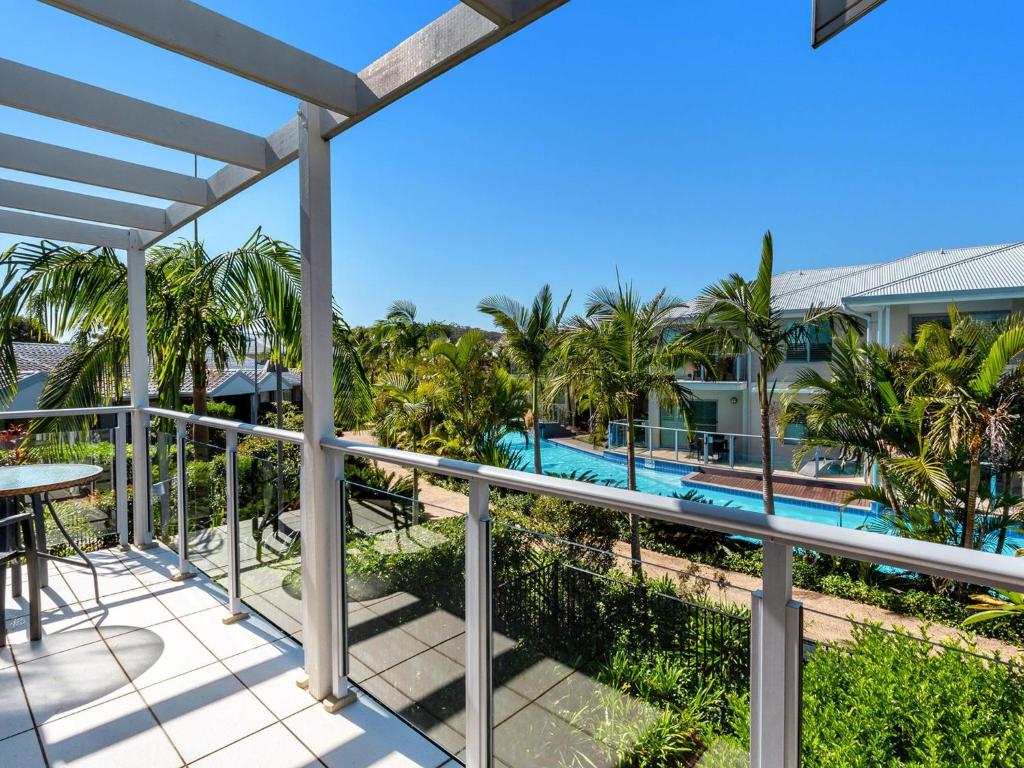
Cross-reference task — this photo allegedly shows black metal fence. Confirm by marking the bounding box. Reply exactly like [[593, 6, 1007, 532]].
[[495, 560, 750, 693]]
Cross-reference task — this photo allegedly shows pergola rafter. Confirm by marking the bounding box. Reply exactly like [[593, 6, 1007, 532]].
[[0, 0, 569, 250]]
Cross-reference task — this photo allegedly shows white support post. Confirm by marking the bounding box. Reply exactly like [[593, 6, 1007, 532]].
[[114, 410, 128, 547], [465, 478, 494, 768], [222, 429, 248, 622], [326, 452, 356, 712], [750, 541, 802, 768], [171, 420, 195, 582], [298, 101, 342, 705], [127, 231, 153, 549]]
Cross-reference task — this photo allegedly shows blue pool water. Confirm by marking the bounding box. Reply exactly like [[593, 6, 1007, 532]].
[[500, 435, 1024, 552]]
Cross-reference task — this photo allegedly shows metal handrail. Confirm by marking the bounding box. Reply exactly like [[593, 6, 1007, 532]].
[[320, 433, 1024, 593], [607, 419, 807, 444], [142, 406, 304, 445], [0, 405, 132, 419]]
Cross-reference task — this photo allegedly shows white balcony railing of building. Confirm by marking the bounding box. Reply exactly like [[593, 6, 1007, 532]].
[[2, 403, 1023, 768]]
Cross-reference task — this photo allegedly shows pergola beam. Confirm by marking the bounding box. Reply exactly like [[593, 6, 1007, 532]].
[[324, 0, 569, 138], [146, 0, 569, 246], [150, 118, 299, 247], [0, 59, 271, 170], [0, 209, 147, 249], [44, 0, 363, 116], [0, 133, 212, 206], [0, 178, 169, 231], [460, 0, 534, 25]]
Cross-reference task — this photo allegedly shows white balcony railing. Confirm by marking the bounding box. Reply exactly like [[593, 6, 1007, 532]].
[[2, 403, 1023, 768]]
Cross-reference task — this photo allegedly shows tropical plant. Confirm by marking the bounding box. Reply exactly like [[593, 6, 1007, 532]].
[[478, 284, 571, 474], [0, 232, 369, 436], [695, 231, 861, 514], [423, 330, 527, 459], [907, 308, 1024, 549], [566, 279, 709, 572], [374, 369, 439, 515]]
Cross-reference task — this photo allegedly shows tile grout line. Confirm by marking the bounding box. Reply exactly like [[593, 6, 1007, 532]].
[[165, 589, 329, 767], [73, 552, 190, 767]]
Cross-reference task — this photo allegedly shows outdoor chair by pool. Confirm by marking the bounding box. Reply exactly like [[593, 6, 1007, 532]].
[[0, 507, 42, 646]]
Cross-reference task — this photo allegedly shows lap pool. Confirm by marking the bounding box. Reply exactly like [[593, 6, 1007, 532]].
[[500, 436, 1024, 552]]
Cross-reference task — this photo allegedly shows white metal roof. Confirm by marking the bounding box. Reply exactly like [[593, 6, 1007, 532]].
[[773, 242, 1024, 311]]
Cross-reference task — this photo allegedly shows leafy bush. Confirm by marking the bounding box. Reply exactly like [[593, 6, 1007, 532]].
[[800, 626, 1024, 767]]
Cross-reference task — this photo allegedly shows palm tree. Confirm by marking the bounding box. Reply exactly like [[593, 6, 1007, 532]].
[[0, 231, 369, 436], [782, 329, 924, 514], [550, 314, 619, 448], [908, 309, 1024, 549], [695, 231, 861, 514], [478, 285, 571, 474], [569, 280, 708, 572], [375, 369, 439, 521], [423, 330, 527, 461]]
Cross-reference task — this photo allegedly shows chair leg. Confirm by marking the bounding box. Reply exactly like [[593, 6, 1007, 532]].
[[22, 520, 41, 642], [10, 557, 21, 600]]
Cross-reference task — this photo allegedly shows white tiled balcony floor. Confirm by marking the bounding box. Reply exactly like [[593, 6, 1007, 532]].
[[0, 544, 456, 768]]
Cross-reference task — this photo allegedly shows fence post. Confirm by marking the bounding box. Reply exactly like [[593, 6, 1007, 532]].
[[171, 420, 195, 582], [115, 410, 129, 548], [703, 433, 709, 465], [674, 429, 679, 462], [729, 434, 735, 468], [465, 478, 493, 768], [814, 448, 820, 478], [223, 429, 248, 623], [750, 540, 802, 768]]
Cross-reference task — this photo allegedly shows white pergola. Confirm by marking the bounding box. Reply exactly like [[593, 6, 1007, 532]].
[[0, 0, 572, 714], [0, 2, 885, 765]]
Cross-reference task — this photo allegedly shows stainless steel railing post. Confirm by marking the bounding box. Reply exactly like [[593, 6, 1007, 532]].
[[172, 420, 195, 581], [223, 429, 248, 623], [465, 478, 494, 768]]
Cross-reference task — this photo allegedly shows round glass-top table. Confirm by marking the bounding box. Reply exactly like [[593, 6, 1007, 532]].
[[0, 464, 103, 498], [0, 464, 102, 607]]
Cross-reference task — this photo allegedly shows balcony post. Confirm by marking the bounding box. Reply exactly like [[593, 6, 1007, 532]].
[[750, 540, 802, 768], [298, 101, 342, 705], [465, 478, 494, 768], [171, 420, 195, 581], [223, 429, 248, 622], [127, 230, 152, 549], [115, 410, 129, 547]]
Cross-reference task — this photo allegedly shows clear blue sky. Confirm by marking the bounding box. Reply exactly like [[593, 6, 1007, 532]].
[[2, 1, 1022, 328]]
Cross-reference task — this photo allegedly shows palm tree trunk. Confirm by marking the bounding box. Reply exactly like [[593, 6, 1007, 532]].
[[625, 401, 642, 578], [759, 370, 775, 515], [531, 376, 542, 474], [963, 445, 981, 550], [191, 353, 209, 458]]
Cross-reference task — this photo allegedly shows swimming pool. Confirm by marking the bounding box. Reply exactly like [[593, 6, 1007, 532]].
[[500, 434, 868, 523], [500, 435, 1024, 552]]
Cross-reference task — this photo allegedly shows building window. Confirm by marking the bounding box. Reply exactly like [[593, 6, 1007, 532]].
[[910, 310, 1008, 339], [692, 400, 718, 433], [784, 323, 832, 362], [662, 400, 719, 432]]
